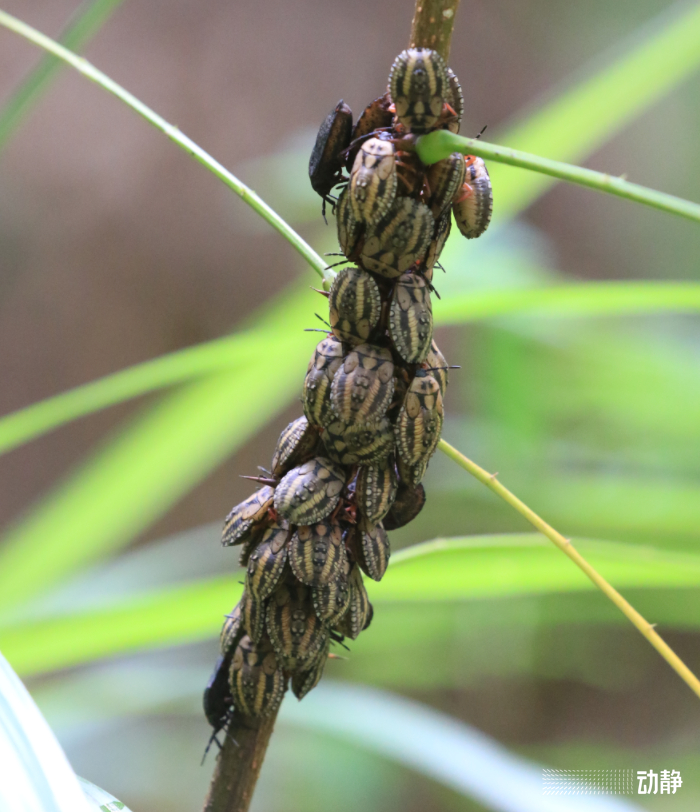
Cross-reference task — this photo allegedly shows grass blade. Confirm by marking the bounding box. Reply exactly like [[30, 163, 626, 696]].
[[6, 534, 700, 676], [0, 0, 125, 150]]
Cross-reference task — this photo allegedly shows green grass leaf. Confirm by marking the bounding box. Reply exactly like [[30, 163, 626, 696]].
[[0, 285, 316, 613], [6, 534, 700, 677], [490, 1, 700, 217], [0, 0, 126, 150]]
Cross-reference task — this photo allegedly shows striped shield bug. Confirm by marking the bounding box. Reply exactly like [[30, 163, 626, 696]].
[[453, 156, 493, 239], [271, 416, 320, 477], [328, 267, 381, 346], [291, 639, 330, 700], [349, 137, 397, 226], [336, 186, 363, 260], [445, 68, 464, 133], [383, 479, 426, 530], [425, 339, 449, 398], [389, 273, 433, 363], [303, 335, 344, 428], [395, 368, 444, 472], [266, 580, 329, 670], [423, 211, 451, 282], [222, 485, 274, 547], [246, 519, 291, 602], [330, 343, 394, 424], [274, 456, 346, 525], [312, 553, 351, 623], [322, 416, 394, 466], [241, 588, 266, 643], [332, 563, 373, 640], [427, 152, 466, 220], [220, 601, 244, 658], [289, 520, 344, 587], [229, 634, 286, 718], [360, 197, 434, 279], [356, 519, 391, 581], [389, 48, 448, 133], [355, 458, 398, 525]]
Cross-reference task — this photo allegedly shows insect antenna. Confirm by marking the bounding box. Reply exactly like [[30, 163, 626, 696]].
[[315, 313, 331, 328], [475, 125, 487, 139]]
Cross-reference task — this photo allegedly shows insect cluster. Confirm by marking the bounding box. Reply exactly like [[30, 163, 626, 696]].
[[204, 48, 492, 743]]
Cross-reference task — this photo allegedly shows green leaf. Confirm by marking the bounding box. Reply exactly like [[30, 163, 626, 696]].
[[0, 285, 316, 613], [0, 0, 126, 150], [490, 1, 700, 216], [6, 535, 700, 677]]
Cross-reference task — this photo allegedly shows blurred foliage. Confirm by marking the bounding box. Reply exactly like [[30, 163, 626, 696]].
[[1, 1, 700, 811]]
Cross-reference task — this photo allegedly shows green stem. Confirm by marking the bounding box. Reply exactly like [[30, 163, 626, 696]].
[[0, 10, 330, 285], [416, 129, 700, 224], [0, 0, 126, 149], [438, 438, 700, 701]]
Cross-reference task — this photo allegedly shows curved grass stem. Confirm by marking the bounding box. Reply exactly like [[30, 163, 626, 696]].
[[0, 10, 330, 286], [416, 129, 700, 224], [438, 438, 700, 700]]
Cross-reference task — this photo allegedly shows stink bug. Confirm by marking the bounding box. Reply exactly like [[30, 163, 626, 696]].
[[203, 654, 234, 755], [453, 156, 493, 239], [271, 416, 319, 477], [222, 486, 274, 547], [356, 520, 391, 582], [328, 267, 381, 346], [345, 93, 393, 171], [427, 152, 466, 220], [289, 520, 344, 587], [266, 580, 329, 670], [389, 48, 448, 134], [330, 343, 394, 424], [229, 634, 286, 718], [292, 639, 330, 700], [444, 68, 464, 133], [273, 456, 346, 525], [241, 588, 266, 642], [423, 211, 451, 282], [333, 564, 372, 640], [246, 519, 291, 602], [349, 137, 397, 226], [395, 368, 444, 471], [360, 197, 434, 279], [425, 340, 449, 398], [336, 186, 364, 260], [389, 273, 433, 363], [220, 601, 244, 658], [309, 100, 353, 218], [303, 335, 344, 427], [383, 479, 427, 530], [322, 416, 394, 466], [312, 553, 351, 623], [355, 458, 398, 525]]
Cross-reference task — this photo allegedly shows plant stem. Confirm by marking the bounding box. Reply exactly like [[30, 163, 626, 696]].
[[438, 438, 700, 700], [409, 0, 460, 61], [202, 708, 281, 812], [0, 0, 125, 150], [0, 10, 330, 286], [416, 129, 700, 225]]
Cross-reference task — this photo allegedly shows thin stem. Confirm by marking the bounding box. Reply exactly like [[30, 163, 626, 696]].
[[0, 0, 125, 150], [438, 438, 700, 700], [202, 708, 281, 812], [416, 129, 700, 225], [0, 10, 330, 286], [409, 0, 461, 62]]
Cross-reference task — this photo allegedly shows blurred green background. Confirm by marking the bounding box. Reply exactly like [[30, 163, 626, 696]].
[[1, 0, 700, 810]]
